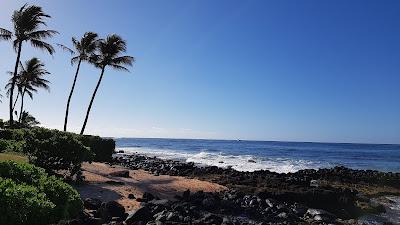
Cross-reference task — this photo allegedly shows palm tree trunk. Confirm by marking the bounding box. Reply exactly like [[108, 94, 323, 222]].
[[12, 92, 20, 111], [18, 89, 25, 123], [9, 41, 22, 128], [64, 59, 82, 131], [80, 66, 105, 135]]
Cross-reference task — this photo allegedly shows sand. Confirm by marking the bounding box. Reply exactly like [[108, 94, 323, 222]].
[[75, 162, 227, 210]]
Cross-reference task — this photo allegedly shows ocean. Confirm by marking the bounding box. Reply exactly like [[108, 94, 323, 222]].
[[115, 138, 400, 173]]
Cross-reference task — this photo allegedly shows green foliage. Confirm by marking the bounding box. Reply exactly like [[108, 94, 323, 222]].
[[0, 139, 25, 153], [0, 128, 26, 140], [0, 178, 55, 225], [0, 127, 115, 177], [24, 128, 93, 179], [0, 161, 83, 225], [81, 135, 115, 162]]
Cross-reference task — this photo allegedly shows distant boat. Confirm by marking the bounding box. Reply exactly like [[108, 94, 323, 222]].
[[237, 139, 241, 142]]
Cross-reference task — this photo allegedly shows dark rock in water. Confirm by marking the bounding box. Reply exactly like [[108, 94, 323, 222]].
[[248, 159, 256, 163], [118, 150, 124, 153], [84, 198, 102, 210], [125, 207, 153, 225], [109, 170, 130, 178], [128, 194, 136, 199]]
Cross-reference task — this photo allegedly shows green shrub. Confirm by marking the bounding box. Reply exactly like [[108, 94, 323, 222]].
[[81, 135, 115, 162], [24, 128, 93, 180], [0, 129, 26, 141], [0, 178, 55, 225], [0, 161, 83, 225], [0, 139, 25, 153], [0, 127, 116, 177]]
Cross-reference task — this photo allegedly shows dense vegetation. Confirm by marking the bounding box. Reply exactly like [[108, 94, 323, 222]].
[[0, 127, 115, 180], [0, 161, 82, 225]]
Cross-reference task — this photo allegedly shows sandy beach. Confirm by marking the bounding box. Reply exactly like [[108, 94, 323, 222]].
[[75, 162, 227, 210]]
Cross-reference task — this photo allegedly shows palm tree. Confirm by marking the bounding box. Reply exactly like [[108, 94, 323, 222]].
[[80, 34, 134, 134], [58, 32, 99, 131], [5, 58, 50, 121], [0, 4, 57, 127]]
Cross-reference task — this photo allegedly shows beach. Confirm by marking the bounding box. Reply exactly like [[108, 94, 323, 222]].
[[70, 152, 400, 225]]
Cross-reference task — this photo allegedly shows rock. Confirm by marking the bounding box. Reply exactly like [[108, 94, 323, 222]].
[[128, 194, 136, 199], [248, 159, 256, 163], [201, 213, 223, 225], [105, 180, 125, 185], [84, 198, 102, 210], [202, 197, 217, 209], [109, 170, 130, 178], [182, 189, 191, 200], [142, 192, 155, 201], [104, 201, 126, 218], [305, 208, 336, 221], [277, 212, 288, 219], [149, 199, 170, 206], [125, 207, 153, 225]]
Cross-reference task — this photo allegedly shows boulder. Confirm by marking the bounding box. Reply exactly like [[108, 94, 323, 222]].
[[125, 207, 153, 225], [84, 198, 102, 210], [104, 201, 126, 218], [109, 170, 130, 178]]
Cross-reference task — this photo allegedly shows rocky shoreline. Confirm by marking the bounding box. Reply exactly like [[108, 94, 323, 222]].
[[60, 153, 400, 225]]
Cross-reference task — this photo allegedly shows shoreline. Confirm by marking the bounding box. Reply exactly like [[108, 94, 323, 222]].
[[108, 152, 400, 224]]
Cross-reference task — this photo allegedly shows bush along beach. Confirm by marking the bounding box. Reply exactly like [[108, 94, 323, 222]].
[[0, 161, 82, 225]]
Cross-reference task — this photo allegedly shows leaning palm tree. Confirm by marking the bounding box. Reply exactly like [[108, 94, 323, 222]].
[[80, 34, 134, 134], [5, 58, 50, 121], [58, 32, 99, 131], [0, 4, 57, 127]]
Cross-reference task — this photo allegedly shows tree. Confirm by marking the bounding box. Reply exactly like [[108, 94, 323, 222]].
[[58, 32, 99, 131], [5, 58, 50, 122], [80, 34, 134, 134], [0, 4, 57, 127], [19, 110, 40, 127]]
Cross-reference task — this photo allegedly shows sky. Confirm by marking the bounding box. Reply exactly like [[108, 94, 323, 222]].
[[0, 0, 399, 144]]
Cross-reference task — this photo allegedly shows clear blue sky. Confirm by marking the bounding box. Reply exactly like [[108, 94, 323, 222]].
[[0, 0, 399, 144]]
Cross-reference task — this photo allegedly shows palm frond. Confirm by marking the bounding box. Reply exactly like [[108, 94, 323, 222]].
[[28, 30, 58, 39], [0, 28, 12, 40], [30, 39, 55, 54], [109, 64, 130, 72], [57, 43, 75, 55]]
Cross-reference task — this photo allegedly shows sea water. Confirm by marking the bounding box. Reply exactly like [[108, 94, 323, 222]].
[[115, 138, 400, 173]]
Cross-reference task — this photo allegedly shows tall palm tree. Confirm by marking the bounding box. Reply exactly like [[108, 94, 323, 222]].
[[80, 34, 134, 135], [0, 4, 57, 127], [58, 32, 99, 131], [5, 58, 50, 121]]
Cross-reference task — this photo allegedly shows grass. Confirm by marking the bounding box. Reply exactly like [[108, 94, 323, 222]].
[[0, 152, 28, 162]]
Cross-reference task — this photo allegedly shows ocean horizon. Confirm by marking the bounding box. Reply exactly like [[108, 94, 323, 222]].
[[115, 137, 400, 173]]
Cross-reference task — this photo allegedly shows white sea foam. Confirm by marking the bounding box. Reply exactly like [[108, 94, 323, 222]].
[[117, 147, 324, 173]]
